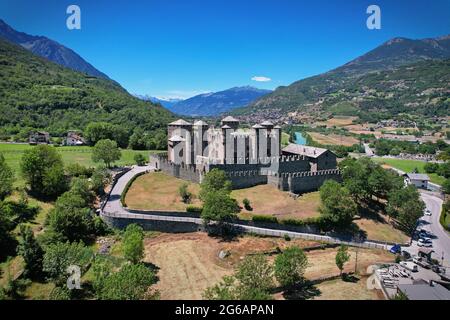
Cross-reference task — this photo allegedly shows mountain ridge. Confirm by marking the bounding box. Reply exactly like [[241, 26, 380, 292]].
[[169, 86, 272, 116], [235, 34, 450, 118], [0, 19, 110, 79]]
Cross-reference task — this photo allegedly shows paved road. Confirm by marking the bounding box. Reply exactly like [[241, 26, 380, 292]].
[[103, 165, 154, 214], [406, 192, 449, 267], [363, 143, 374, 157]]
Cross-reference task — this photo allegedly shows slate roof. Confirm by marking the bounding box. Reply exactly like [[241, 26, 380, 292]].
[[282, 144, 328, 158], [169, 119, 192, 126], [405, 173, 430, 181]]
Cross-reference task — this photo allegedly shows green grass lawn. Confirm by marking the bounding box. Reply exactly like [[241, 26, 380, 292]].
[[0, 143, 159, 187], [373, 157, 446, 185]]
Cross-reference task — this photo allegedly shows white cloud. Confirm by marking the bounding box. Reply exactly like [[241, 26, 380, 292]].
[[251, 76, 271, 82]]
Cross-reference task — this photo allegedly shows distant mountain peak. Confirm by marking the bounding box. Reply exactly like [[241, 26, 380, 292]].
[[0, 19, 109, 79], [167, 86, 272, 116]]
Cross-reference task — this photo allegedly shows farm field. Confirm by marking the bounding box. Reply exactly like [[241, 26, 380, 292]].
[[316, 116, 358, 128], [143, 232, 392, 300], [373, 157, 446, 185], [0, 143, 157, 186], [307, 132, 359, 147], [124, 172, 322, 220]]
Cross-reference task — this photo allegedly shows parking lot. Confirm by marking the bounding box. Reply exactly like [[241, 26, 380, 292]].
[[373, 263, 444, 298]]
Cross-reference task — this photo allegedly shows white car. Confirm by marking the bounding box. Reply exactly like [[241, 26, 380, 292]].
[[418, 239, 432, 247], [424, 209, 432, 216], [400, 261, 418, 272]]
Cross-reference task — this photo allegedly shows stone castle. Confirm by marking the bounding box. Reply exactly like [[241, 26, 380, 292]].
[[150, 116, 341, 194]]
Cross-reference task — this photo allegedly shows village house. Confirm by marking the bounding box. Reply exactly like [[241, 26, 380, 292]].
[[65, 131, 86, 146], [404, 173, 430, 189], [29, 131, 50, 145]]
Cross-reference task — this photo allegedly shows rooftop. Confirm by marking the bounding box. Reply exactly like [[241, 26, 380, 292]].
[[221, 116, 240, 122], [169, 119, 192, 126], [282, 144, 328, 158], [193, 120, 209, 126], [405, 173, 430, 181], [398, 282, 450, 300]]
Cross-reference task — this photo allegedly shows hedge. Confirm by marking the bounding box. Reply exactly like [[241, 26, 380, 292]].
[[252, 215, 279, 224], [120, 171, 147, 207], [186, 205, 203, 214]]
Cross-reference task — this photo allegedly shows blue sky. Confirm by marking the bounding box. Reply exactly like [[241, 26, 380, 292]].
[[1, 0, 449, 99]]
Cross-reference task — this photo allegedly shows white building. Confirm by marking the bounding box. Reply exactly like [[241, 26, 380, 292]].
[[404, 173, 430, 189]]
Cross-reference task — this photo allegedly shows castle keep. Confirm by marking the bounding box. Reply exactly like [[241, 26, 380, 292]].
[[150, 117, 341, 194]]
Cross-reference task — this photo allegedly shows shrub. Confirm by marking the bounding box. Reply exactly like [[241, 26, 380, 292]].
[[186, 205, 203, 214], [281, 219, 305, 227], [242, 198, 252, 211], [178, 183, 192, 204], [134, 154, 146, 166], [252, 215, 278, 224]]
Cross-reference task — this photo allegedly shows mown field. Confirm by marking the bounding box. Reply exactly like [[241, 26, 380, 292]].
[[372, 157, 446, 185], [0, 143, 157, 186]]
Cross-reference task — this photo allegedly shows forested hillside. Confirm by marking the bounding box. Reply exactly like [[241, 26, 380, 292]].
[[0, 38, 174, 141]]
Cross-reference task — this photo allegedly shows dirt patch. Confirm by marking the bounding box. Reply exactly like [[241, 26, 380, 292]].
[[305, 247, 394, 280], [313, 276, 381, 300], [144, 233, 319, 300]]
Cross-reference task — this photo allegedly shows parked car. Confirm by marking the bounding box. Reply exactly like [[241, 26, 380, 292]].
[[401, 251, 411, 259], [424, 209, 432, 216], [418, 239, 433, 247], [390, 244, 401, 254], [400, 261, 418, 272], [419, 236, 432, 242], [431, 265, 445, 274]]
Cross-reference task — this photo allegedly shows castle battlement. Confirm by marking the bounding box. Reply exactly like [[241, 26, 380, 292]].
[[150, 118, 341, 194]]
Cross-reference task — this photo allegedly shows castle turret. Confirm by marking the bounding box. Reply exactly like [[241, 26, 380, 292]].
[[168, 119, 193, 165], [193, 120, 209, 164]]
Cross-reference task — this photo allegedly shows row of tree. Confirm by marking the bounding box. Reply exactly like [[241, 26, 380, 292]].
[[204, 244, 351, 300]]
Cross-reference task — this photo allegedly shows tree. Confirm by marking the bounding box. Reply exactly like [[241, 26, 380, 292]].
[[199, 169, 232, 201], [424, 162, 439, 174], [20, 145, 68, 197], [386, 185, 425, 235], [42, 241, 93, 286], [17, 225, 44, 278], [134, 153, 146, 166], [91, 167, 111, 196], [46, 191, 95, 243], [203, 276, 271, 300], [178, 183, 192, 204], [97, 263, 157, 300], [0, 153, 14, 200], [335, 245, 350, 275], [122, 224, 144, 264], [319, 180, 357, 228], [92, 139, 121, 168], [84, 122, 129, 148], [274, 246, 308, 287], [201, 190, 240, 224], [204, 254, 273, 300], [443, 179, 450, 195], [0, 203, 17, 260], [235, 254, 274, 292]]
